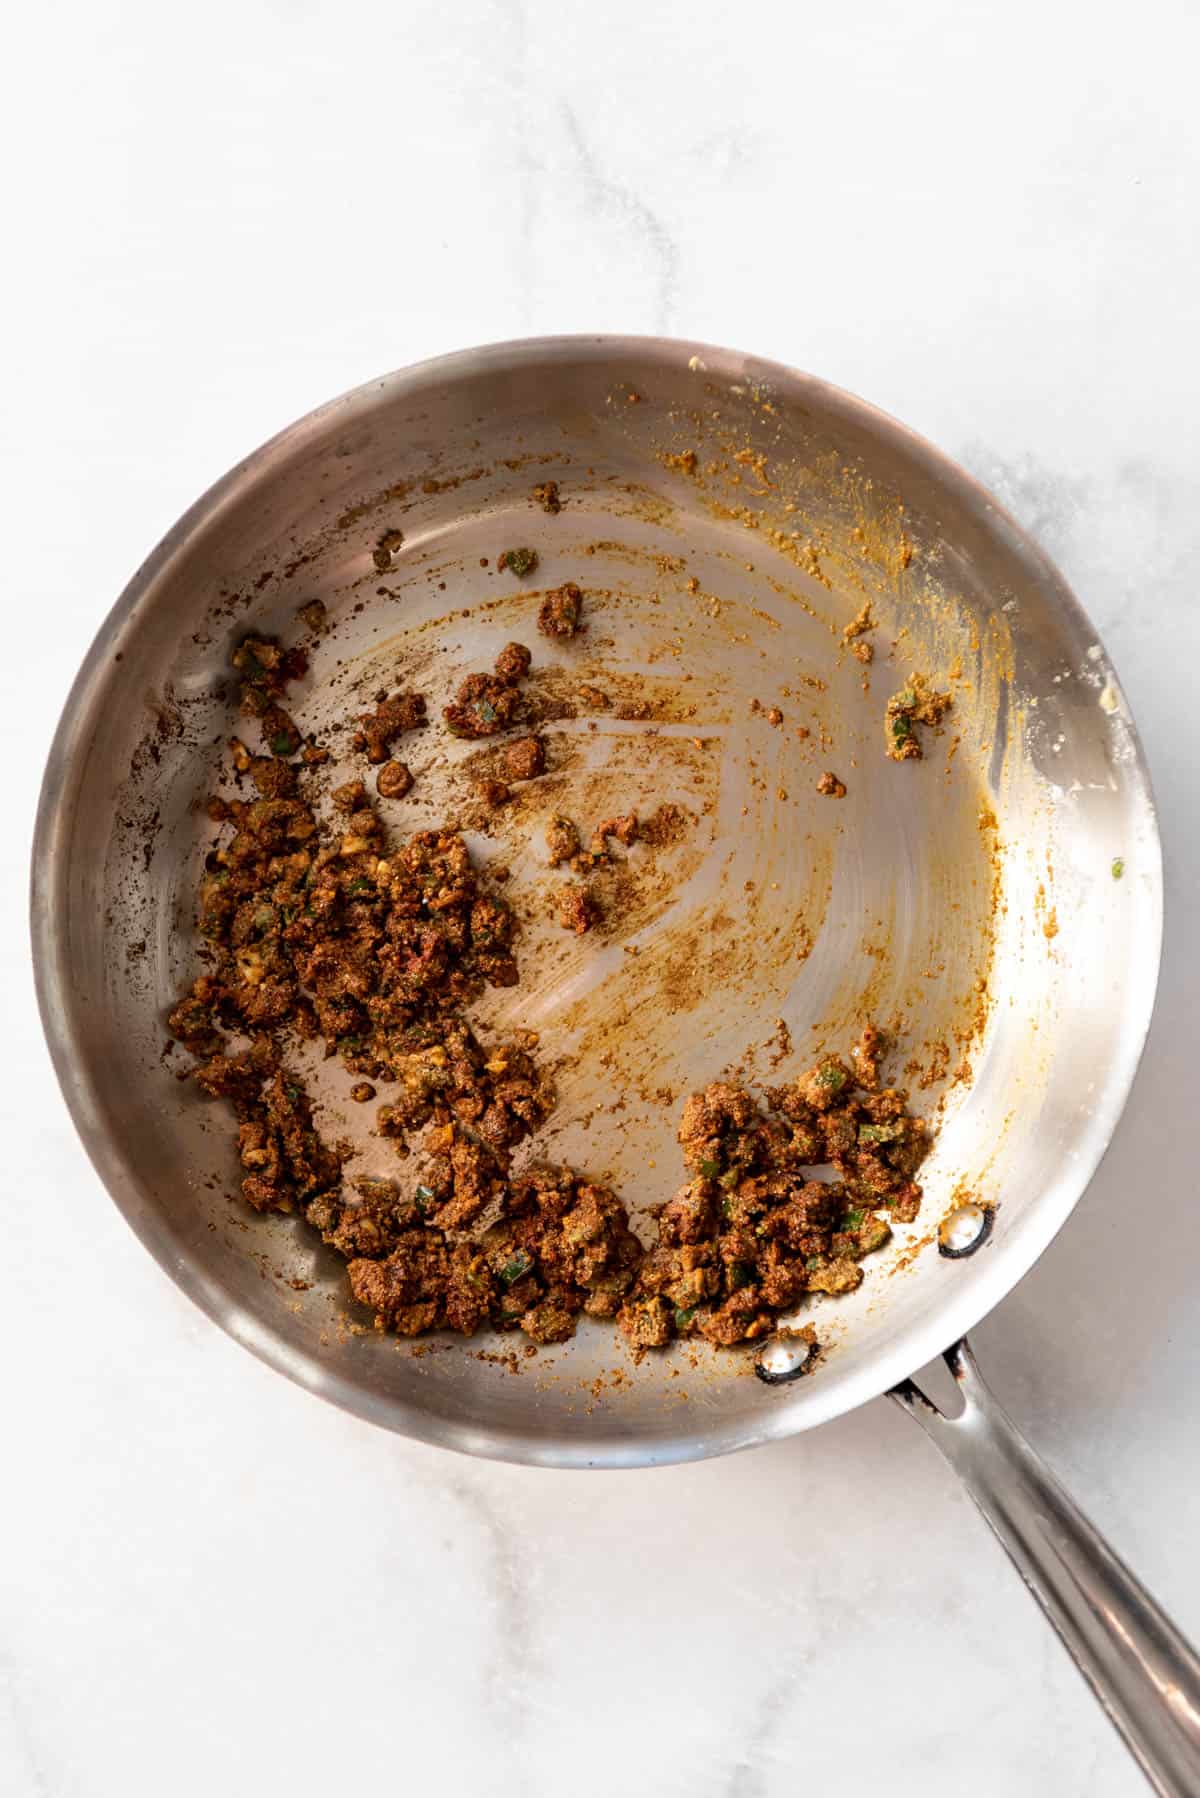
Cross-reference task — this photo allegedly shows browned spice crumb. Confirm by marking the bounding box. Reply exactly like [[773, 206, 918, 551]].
[[590, 812, 638, 855], [767, 707, 783, 726], [558, 884, 599, 934], [664, 449, 698, 475], [545, 815, 580, 866], [333, 779, 368, 815], [816, 771, 847, 798], [532, 480, 562, 514], [842, 601, 876, 643], [298, 599, 327, 633], [499, 546, 539, 579], [372, 528, 405, 571], [503, 734, 546, 782], [475, 775, 513, 810], [851, 1022, 886, 1090], [851, 640, 874, 665], [885, 675, 952, 761], [231, 635, 308, 758], [538, 582, 583, 639], [354, 691, 427, 763], [494, 641, 532, 682], [376, 760, 413, 800], [444, 661, 529, 739], [350, 1082, 376, 1103]]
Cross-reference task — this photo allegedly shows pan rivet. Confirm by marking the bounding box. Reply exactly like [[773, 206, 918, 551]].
[[755, 1334, 819, 1385], [938, 1201, 995, 1260]]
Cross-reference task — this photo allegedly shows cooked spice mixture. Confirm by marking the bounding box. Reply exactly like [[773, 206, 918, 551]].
[[499, 546, 539, 579], [538, 581, 583, 638], [170, 622, 933, 1359], [616, 1033, 926, 1350], [885, 673, 951, 761]]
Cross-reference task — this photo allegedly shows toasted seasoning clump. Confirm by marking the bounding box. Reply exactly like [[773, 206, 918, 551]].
[[376, 760, 413, 800], [499, 547, 539, 579], [503, 735, 545, 782], [545, 816, 580, 866], [842, 602, 875, 644], [618, 1033, 927, 1352], [494, 641, 532, 682], [558, 884, 599, 934], [354, 691, 426, 763], [538, 582, 583, 639], [591, 813, 638, 854], [475, 776, 512, 811], [885, 674, 951, 761], [232, 634, 308, 759], [444, 671, 528, 740], [443, 640, 534, 741]]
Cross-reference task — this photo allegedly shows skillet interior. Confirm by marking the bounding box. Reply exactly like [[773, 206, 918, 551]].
[[33, 337, 1161, 1465]]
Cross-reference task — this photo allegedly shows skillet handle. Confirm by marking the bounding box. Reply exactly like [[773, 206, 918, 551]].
[[890, 1338, 1200, 1797]]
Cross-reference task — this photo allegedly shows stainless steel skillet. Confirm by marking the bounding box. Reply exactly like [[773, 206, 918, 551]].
[[32, 337, 1198, 1791]]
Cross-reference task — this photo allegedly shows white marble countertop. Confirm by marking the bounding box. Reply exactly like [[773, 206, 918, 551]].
[[5, 3, 1200, 1793]]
